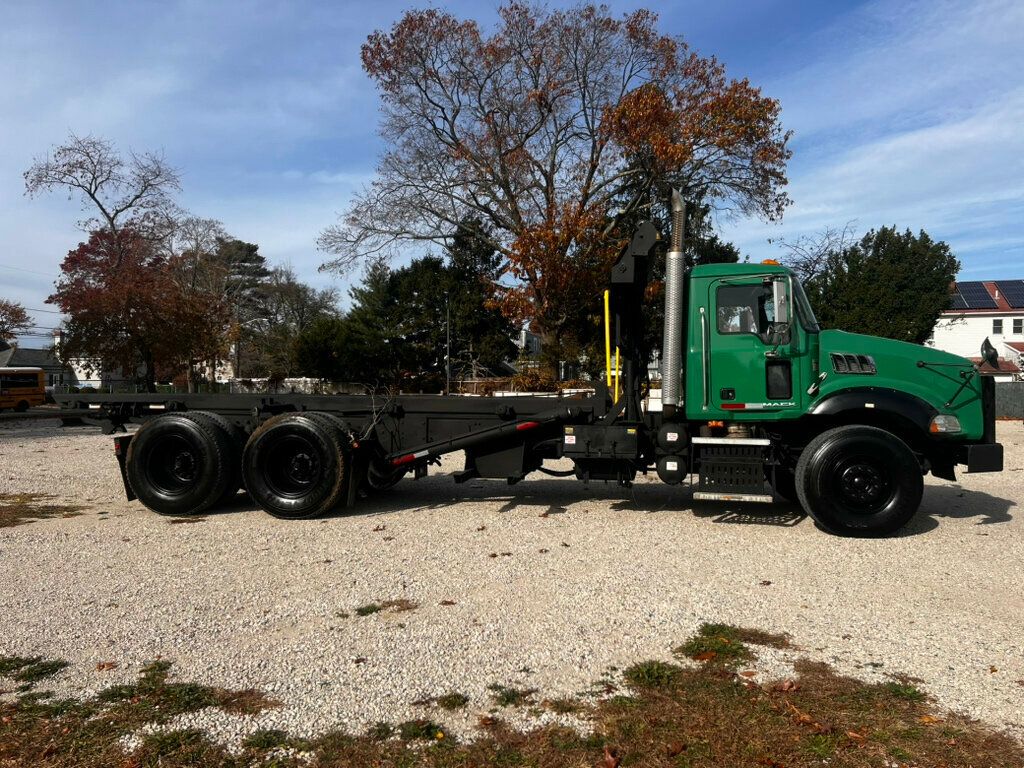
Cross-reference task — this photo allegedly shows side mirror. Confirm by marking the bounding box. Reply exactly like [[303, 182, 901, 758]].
[[766, 322, 791, 347], [981, 337, 999, 369], [772, 278, 789, 325]]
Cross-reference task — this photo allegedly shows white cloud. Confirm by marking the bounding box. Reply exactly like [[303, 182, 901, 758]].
[[718, 0, 1024, 278]]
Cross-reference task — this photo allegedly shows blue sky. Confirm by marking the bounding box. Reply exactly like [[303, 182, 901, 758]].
[[1, 0, 1022, 345]]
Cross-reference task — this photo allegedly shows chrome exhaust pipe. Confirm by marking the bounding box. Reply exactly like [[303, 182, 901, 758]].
[[661, 190, 686, 417]]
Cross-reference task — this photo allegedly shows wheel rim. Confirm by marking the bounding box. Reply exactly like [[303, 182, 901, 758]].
[[147, 434, 200, 496], [264, 434, 323, 498], [829, 455, 893, 514]]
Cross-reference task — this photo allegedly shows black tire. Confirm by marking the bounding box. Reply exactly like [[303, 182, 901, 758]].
[[795, 425, 923, 536], [15, 400, 29, 412], [125, 413, 233, 516], [366, 462, 405, 492], [242, 412, 347, 519], [182, 411, 245, 507], [768, 468, 798, 503]]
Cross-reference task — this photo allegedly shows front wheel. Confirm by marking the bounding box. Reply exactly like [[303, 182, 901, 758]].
[[795, 425, 923, 536]]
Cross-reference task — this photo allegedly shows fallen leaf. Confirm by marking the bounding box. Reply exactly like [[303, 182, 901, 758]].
[[693, 651, 717, 662], [539, 548, 549, 553], [488, 553, 498, 558], [476, 525, 486, 531], [500, 551, 512, 557], [383, 536, 395, 541], [756, 759, 785, 768], [353, 657, 367, 664], [759, 580, 773, 586], [95, 661, 118, 672], [774, 680, 799, 692], [919, 715, 942, 724], [740, 670, 757, 678], [989, 665, 998, 673], [373, 524, 386, 532], [439, 600, 456, 606], [845, 730, 865, 741], [602, 745, 621, 768], [477, 715, 498, 728], [561, 542, 571, 548], [666, 741, 687, 757]]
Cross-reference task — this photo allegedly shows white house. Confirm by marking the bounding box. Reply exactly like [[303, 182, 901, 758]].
[[928, 280, 1024, 382]]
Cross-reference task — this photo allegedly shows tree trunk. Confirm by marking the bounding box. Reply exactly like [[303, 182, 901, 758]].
[[143, 349, 157, 393]]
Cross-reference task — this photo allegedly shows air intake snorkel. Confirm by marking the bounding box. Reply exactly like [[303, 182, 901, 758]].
[[660, 190, 689, 420]]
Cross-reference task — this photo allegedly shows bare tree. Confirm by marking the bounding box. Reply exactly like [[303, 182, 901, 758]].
[[318, 4, 791, 374], [24, 133, 182, 263], [773, 221, 859, 284]]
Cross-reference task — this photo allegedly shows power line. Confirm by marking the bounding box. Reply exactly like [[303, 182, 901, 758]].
[[0, 263, 58, 278], [26, 307, 63, 314]]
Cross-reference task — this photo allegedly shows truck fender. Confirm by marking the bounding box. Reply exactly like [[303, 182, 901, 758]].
[[810, 388, 937, 435]]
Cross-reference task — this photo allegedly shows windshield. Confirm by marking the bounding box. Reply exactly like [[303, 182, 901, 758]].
[[792, 279, 820, 333]]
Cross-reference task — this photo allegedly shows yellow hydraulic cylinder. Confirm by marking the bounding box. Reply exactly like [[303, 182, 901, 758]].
[[603, 289, 612, 388]]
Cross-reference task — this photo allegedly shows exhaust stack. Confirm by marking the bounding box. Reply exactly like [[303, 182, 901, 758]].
[[660, 190, 687, 417]]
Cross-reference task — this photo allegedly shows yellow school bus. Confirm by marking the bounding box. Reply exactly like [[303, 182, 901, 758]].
[[0, 367, 45, 411]]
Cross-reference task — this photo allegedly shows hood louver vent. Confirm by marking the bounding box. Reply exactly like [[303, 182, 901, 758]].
[[831, 353, 876, 375]]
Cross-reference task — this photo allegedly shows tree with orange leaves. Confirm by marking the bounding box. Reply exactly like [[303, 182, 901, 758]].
[[48, 229, 232, 392], [319, 3, 791, 376]]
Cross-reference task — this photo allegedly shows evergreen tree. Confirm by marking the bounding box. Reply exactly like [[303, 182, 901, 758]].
[[801, 226, 959, 344]]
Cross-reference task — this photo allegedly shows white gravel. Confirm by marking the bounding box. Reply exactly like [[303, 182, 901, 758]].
[[1, 417, 1022, 746]]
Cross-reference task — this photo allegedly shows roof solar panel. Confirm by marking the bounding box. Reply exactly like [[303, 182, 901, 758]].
[[956, 281, 997, 309], [995, 280, 1024, 309], [949, 293, 969, 310]]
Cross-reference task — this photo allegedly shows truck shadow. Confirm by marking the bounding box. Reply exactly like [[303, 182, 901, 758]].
[[903, 483, 1016, 535], [211, 476, 1015, 535]]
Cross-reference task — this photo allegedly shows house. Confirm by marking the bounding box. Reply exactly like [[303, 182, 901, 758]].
[[0, 340, 73, 388], [928, 280, 1024, 382]]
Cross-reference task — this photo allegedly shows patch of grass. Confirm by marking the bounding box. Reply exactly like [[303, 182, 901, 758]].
[[488, 684, 538, 707], [0, 656, 69, 686], [674, 623, 765, 667], [544, 697, 582, 714], [397, 719, 446, 741], [243, 728, 290, 750], [217, 688, 279, 715], [883, 681, 926, 701], [804, 732, 839, 757], [367, 721, 394, 741], [623, 660, 682, 689], [0, 493, 84, 528], [435, 692, 470, 710], [354, 599, 419, 617], [3, 634, 1024, 767]]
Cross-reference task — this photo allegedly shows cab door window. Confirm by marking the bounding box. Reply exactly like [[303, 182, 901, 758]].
[[716, 284, 786, 344]]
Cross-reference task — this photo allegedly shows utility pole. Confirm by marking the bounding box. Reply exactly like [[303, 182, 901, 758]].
[[445, 292, 451, 396]]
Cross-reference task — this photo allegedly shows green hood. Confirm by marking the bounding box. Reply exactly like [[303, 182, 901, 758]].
[[815, 330, 986, 439]]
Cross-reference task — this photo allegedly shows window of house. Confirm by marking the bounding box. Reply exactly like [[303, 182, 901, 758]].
[[1014, 318, 1023, 335], [993, 319, 1003, 334]]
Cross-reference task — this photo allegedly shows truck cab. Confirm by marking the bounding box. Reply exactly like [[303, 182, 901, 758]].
[[669, 260, 1003, 534]]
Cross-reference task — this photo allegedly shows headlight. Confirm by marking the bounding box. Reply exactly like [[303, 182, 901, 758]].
[[929, 414, 961, 434]]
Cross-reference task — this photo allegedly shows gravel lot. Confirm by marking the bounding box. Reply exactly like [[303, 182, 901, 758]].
[[1, 417, 1022, 746]]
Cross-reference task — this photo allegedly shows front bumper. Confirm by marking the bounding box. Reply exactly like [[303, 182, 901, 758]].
[[957, 442, 1003, 473]]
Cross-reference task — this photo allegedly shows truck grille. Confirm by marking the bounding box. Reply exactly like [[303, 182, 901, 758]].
[[830, 353, 876, 375]]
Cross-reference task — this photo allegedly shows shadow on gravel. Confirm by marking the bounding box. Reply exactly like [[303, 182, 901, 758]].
[[178, 476, 1016, 537], [900, 483, 1016, 535]]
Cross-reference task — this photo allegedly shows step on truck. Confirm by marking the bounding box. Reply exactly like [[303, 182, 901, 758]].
[[56, 193, 1004, 536]]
